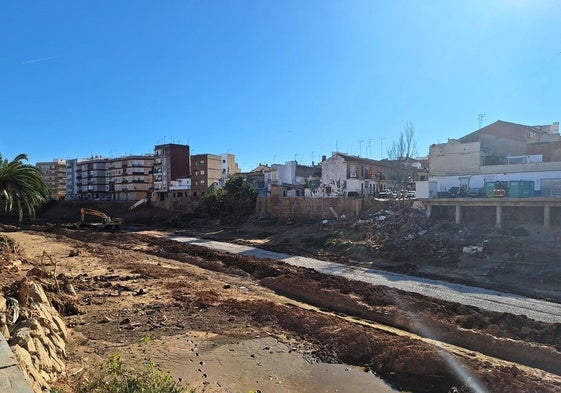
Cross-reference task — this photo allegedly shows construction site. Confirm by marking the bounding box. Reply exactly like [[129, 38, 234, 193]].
[[1, 198, 561, 392]]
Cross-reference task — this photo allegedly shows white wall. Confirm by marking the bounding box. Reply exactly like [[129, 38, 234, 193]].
[[429, 140, 481, 176], [415, 181, 429, 198], [321, 155, 347, 196], [429, 170, 561, 193]]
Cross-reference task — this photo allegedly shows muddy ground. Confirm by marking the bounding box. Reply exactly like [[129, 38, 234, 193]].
[[1, 201, 561, 392]]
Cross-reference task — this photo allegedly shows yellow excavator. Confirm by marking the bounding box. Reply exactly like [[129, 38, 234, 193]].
[[79, 208, 123, 229]]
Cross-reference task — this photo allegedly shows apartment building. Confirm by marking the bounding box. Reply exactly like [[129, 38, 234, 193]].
[[74, 157, 109, 200], [190, 154, 222, 197], [153, 144, 190, 201], [220, 153, 241, 182], [65, 155, 154, 201], [65, 158, 83, 199], [106, 155, 154, 201], [37, 159, 67, 200]]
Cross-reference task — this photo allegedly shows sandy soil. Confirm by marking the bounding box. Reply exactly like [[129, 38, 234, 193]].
[[1, 200, 561, 392], [1, 224, 561, 393]]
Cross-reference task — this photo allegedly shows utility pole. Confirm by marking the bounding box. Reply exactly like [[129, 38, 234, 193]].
[[368, 138, 373, 159]]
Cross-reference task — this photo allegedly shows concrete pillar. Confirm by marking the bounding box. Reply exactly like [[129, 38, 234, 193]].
[[544, 204, 551, 231], [495, 205, 502, 229], [426, 204, 432, 218], [455, 203, 462, 224]]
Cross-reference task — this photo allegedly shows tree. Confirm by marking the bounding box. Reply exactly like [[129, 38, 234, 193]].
[[196, 175, 257, 225], [386, 122, 417, 193], [0, 153, 49, 222]]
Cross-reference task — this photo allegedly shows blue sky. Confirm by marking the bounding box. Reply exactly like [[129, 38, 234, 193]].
[[1, 1, 560, 171]]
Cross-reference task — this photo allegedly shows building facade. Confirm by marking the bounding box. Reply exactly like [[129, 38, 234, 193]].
[[37, 159, 67, 200], [190, 154, 222, 197], [153, 144, 190, 201], [220, 153, 241, 182], [320, 153, 387, 197], [75, 157, 109, 200], [428, 120, 561, 197], [106, 155, 154, 201]]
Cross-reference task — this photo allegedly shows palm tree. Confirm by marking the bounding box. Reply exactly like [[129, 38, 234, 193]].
[[0, 153, 50, 222]]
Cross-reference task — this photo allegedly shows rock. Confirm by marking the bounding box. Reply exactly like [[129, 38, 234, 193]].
[[63, 282, 76, 296], [18, 278, 30, 308], [10, 328, 36, 354], [12, 344, 48, 392], [28, 282, 49, 305], [32, 339, 54, 371], [0, 295, 7, 313], [0, 313, 10, 338], [51, 314, 68, 340], [7, 280, 69, 391]]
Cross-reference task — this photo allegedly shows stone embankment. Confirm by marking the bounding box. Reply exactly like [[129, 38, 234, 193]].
[[0, 235, 69, 392]]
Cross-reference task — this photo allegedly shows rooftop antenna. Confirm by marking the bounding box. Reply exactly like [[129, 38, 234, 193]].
[[359, 140, 364, 156], [478, 113, 487, 129]]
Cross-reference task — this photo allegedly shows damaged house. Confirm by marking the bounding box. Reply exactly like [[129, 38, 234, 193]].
[[265, 161, 322, 197], [320, 153, 388, 197]]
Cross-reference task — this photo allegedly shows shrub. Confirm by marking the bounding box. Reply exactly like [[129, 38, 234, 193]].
[[76, 336, 193, 393]]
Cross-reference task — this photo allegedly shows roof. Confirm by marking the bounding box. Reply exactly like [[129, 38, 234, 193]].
[[459, 120, 552, 143], [330, 152, 388, 167]]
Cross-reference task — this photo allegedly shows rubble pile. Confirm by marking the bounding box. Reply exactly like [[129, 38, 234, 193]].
[[359, 204, 431, 248]]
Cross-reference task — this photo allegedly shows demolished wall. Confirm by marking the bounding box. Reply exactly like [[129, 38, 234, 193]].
[[256, 196, 362, 219]]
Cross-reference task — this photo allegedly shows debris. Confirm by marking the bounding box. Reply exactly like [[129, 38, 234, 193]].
[[135, 288, 149, 296], [463, 245, 483, 254], [122, 322, 141, 330], [239, 286, 249, 292]]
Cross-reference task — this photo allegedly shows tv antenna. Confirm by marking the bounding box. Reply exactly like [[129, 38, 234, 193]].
[[478, 113, 487, 129]]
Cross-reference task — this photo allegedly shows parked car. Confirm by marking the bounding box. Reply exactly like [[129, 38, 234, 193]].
[[377, 189, 396, 199], [466, 187, 485, 198], [406, 190, 416, 199], [448, 186, 466, 197]]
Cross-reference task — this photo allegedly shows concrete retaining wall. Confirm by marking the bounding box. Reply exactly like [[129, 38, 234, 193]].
[[256, 196, 364, 219], [0, 334, 34, 393]]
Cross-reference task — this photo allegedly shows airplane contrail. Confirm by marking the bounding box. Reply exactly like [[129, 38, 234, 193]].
[[21, 56, 58, 64]]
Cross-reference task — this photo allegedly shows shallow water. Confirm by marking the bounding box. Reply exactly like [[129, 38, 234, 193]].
[[146, 335, 398, 392]]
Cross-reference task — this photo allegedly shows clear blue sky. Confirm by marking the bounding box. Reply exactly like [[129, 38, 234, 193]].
[[1, 1, 560, 171]]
